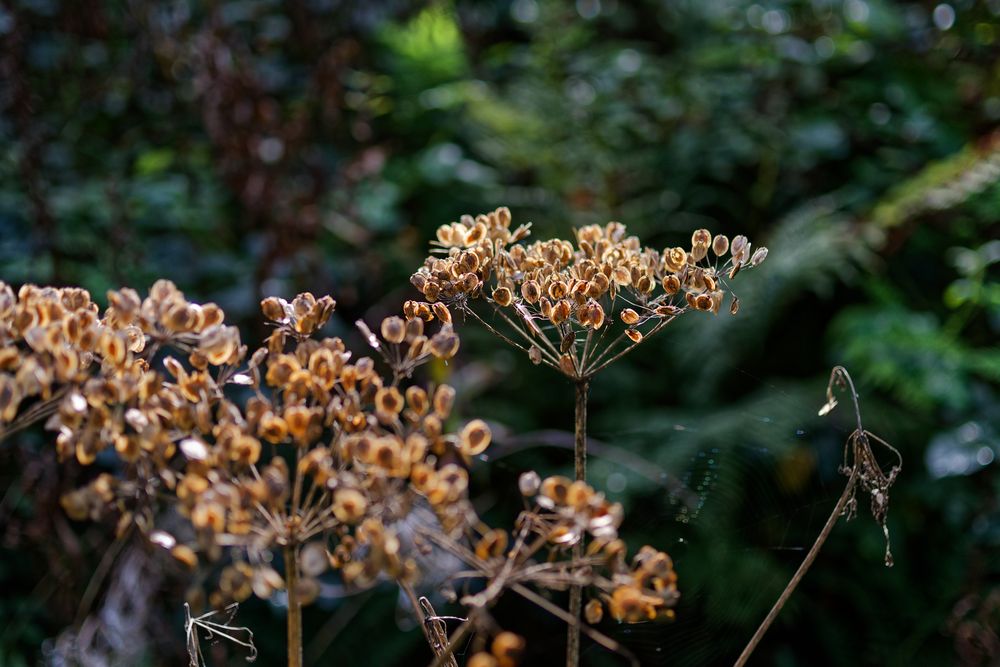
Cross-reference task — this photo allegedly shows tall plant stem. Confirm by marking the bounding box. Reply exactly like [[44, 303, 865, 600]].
[[284, 544, 303, 667], [733, 466, 859, 667], [566, 378, 589, 667]]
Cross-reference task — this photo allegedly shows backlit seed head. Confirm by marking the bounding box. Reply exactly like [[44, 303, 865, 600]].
[[712, 234, 729, 256], [625, 328, 643, 343], [381, 316, 406, 344], [459, 419, 492, 456], [492, 287, 513, 307], [405, 386, 429, 415], [433, 384, 456, 418]]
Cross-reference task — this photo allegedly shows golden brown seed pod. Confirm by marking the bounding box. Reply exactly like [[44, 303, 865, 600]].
[[690, 243, 708, 261], [712, 234, 730, 256], [520, 280, 541, 304], [664, 247, 687, 273], [405, 386, 429, 415], [492, 286, 513, 307], [381, 316, 406, 344], [585, 599, 604, 624], [694, 294, 713, 311], [431, 302, 452, 324], [459, 419, 492, 456], [620, 307, 640, 325], [171, 545, 198, 569], [468, 653, 499, 667], [433, 384, 456, 418], [259, 413, 289, 444], [625, 328, 643, 343], [475, 529, 509, 561], [332, 488, 368, 524], [260, 296, 285, 321], [429, 327, 460, 359], [540, 475, 571, 505], [586, 301, 605, 330], [662, 274, 681, 294], [691, 228, 712, 248], [730, 296, 740, 315], [612, 266, 631, 286], [558, 353, 576, 376], [551, 300, 571, 326], [655, 304, 682, 317], [492, 631, 526, 667], [547, 280, 568, 300], [635, 274, 653, 294], [375, 386, 404, 417]]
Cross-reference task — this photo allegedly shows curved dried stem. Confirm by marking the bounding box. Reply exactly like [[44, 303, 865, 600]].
[[733, 366, 902, 667]]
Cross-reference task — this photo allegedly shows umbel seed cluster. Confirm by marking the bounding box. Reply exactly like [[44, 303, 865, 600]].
[[411, 207, 768, 378], [0, 272, 684, 666]]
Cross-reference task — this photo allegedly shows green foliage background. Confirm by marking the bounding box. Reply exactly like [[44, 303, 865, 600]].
[[1, 0, 998, 665]]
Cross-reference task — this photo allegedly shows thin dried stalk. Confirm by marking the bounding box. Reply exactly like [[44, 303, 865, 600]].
[[566, 379, 588, 667], [733, 366, 901, 667], [284, 545, 302, 667]]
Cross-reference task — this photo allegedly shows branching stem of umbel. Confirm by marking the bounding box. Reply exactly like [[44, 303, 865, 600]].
[[566, 378, 589, 667]]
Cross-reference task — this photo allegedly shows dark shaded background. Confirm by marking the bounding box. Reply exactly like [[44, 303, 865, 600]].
[[1, 1, 998, 665]]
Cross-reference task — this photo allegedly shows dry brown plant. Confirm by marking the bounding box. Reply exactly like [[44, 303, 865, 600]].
[[412, 207, 767, 665], [0, 278, 681, 667]]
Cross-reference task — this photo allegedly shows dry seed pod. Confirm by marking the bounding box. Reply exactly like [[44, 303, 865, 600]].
[[381, 316, 406, 344], [492, 287, 513, 307], [431, 302, 452, 324], [585, 598, 604, 624], [459, 419, 492, 456], [620, 308, 640, 325], [712, 234, 729, 256], [625, 328, 643, 343], [528, 346, 543, 365], [519, 471, 541, 496], [492, 632, 526, 667]]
